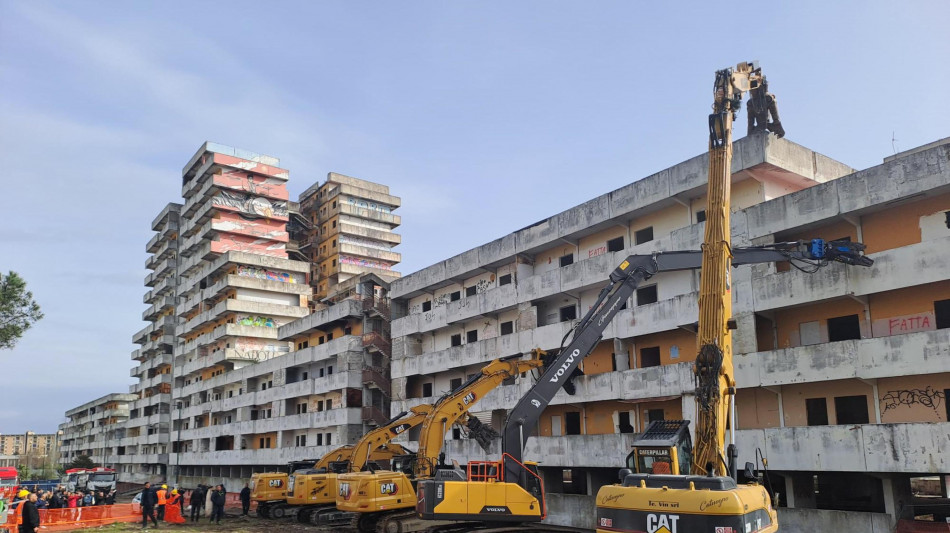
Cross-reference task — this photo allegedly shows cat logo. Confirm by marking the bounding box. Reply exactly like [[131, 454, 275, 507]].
[[647, 513, 679, 533], [531, 399, 541, 408], [268, 479, 284, 488], [380, 482, 398, 495], [390, 424, 410, 435], [462, 392, 477, 405], [338, 482, 351, 500]]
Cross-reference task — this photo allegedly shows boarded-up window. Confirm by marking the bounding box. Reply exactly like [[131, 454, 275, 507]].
[[560, 254, 574, 267], [499, 274, 512, 286], [422, 301, 432, 312], [451, 334, 462, 347], [800, 321, 821, 346], [607, 237, 625, 252], [500, 321, 514, 335], [466, 286, 477, 297]]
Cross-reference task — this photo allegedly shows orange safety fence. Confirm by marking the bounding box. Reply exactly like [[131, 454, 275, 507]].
[[2, 503, 142, 532]]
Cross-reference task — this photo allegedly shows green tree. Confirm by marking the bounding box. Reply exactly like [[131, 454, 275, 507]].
[[67, 455, 98, 470], [0, 271, 44, 350]]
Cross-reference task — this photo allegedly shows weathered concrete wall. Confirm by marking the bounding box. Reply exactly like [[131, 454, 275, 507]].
[[542, 493, 597, 530], [776, 508, 892, 533]]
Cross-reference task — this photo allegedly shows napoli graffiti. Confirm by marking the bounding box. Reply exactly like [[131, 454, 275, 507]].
[[881, 386, 945, 413]]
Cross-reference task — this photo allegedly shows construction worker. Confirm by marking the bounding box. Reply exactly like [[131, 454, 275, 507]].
[[156, 484, 167, 521]]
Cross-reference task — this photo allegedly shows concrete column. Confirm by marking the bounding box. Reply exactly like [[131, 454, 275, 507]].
[[613, 339, 630, 371], [681, 393, 697, 446], [732, 313, 758, 355], [783, 475, 796, 508], [881, 474, 913, 523]]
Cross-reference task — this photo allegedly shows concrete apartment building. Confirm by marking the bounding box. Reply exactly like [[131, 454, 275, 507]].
[[388, 134, 950, 530], [59, 142, 403, 488], [300, 172, 402, 302], [58, 394, 136, 469], [0, 432, 60, 469]]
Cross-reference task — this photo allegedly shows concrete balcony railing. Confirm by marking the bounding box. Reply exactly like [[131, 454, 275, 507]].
[[392, 321, 571, 379], [338, 242, 401, 263], [337, 202, 402, 226], [751, 236, 950, 313], [176, 445, 336, 466], [393, 362, 694, 414], [736, 422, 950, 474], [283, 335, 363, 364], [439, 433, 639, 469], [736, 328, 950, 388], [278, 298, 362, 339]]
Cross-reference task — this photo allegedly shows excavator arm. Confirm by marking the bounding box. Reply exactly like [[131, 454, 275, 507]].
[[414, 352, 545, 478], [501, 242, 872, 489], [347, 404, 433, 472]]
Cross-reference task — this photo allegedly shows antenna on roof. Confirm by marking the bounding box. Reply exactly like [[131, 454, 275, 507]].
[[892, 131, 900, 154]]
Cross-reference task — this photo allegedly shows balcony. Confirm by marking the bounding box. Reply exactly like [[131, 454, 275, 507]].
[[393, 362, 693, 414], [736, 422, 950, 474], [439, 433, 639, 469], [392, 321, 571, 379], [736, 329, 950, 389], [278, 298, 362, 339]]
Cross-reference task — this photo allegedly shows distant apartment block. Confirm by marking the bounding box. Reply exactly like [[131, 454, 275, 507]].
[[58, 394, 135, 468], [0, 431, 60, 469], [387, 135, 950, 530], [60, 144, 402, 489], [300, 173, 401, 302]]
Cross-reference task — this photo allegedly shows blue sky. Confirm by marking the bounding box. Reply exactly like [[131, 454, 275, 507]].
[[0, 1, 947, 433]]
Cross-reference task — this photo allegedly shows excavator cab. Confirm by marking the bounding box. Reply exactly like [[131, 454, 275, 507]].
[[625, 420, 692, 476]]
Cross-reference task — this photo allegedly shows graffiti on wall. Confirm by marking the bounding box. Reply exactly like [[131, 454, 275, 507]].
[[881, 386, 946, 413], [871, 312, 936, 337], [213, 190, 288, 218], [214, 170, 289, 200], [340, 255, 394, 270], [346, 196, 392, 213], [237, 265, 298, 284], [237, 315, 280, 328]]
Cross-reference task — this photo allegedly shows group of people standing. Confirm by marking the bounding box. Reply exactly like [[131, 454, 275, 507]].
[[138, 481, 230, 528], [12, 486, 119, 533]]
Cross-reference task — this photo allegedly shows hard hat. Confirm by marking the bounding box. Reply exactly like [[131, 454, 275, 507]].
[[171, 489, 178, 495], [162, 484, 167, 489], [17, 490, 29, 498]]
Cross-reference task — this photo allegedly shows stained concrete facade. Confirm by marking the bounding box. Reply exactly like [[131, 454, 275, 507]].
[[61, 144, 402, 491], [58, 394, 135, 471], [389, 134, 950, 529], [300, 173, 402, 301]]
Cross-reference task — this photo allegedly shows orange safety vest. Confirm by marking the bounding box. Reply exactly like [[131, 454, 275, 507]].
[[167, 494, 179, 506], [157, 489, 167, 505]]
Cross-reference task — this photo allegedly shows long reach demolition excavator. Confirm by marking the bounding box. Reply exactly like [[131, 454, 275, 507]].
[[415, 62, 874, 533]]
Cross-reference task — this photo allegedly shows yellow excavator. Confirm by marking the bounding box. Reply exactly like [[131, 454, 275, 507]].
[[251, 405, 432, 519], [416, 62, 873, 531], [338, 352, 545, 532]]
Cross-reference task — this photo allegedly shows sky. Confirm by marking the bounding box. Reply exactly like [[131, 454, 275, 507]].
[[0, 1, 948, 433]]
